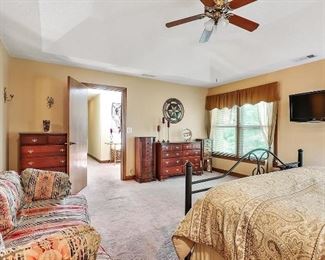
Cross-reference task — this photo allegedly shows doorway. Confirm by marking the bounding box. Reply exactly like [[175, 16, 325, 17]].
[[68, 77, 127, 194], [85, 83, 127, 182], [87, 88, 122, 178]]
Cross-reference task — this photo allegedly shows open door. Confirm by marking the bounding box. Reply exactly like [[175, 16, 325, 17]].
[[68, 76, 88, 194]]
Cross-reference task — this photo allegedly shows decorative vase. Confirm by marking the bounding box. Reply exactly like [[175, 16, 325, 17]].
[[43, 120, 51, 133]]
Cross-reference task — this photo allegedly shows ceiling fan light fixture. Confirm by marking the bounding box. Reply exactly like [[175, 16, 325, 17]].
[[166, 0, 259, 43], [219, 16, 229, 27], [204, 18, 216, 31]]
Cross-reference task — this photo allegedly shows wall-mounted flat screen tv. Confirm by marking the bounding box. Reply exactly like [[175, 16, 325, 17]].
[[289, 90, 325, 122]]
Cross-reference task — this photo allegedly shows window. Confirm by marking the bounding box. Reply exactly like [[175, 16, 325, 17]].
[[211, 102, 275, 158], [212, 106, 237, 156]]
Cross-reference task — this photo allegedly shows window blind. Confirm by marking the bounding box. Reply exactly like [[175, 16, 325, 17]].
[[211, 102, 274, 158], [211, 106, 237, 156], [238, 103, 269, 157]]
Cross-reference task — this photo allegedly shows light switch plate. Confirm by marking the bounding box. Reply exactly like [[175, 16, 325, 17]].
[[127, 127, 132, 134]]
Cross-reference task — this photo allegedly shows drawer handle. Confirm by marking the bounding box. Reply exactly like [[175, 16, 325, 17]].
[[176, 160, 180, 163], [166, 170, 169, 173], [32, 138, 38, 143], [60, 149, 65, 152], [28, 161, 34, 166], [60, 160, 65, 164], [27, 150, 34, 154], [176, 168, 180, 172], [166, 153, 169, 156], [166, 162, 169, 164], [176, 153, 179, 156], [176, 146, 179, 149]]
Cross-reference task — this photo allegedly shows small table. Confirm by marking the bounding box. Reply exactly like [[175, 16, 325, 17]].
[[110, 143, 121, 163]]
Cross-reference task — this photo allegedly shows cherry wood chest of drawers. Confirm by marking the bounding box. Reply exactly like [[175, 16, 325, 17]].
[[135, 137, 156, 183], [156, 142, 202, 180], [19, 133, 68, 173]]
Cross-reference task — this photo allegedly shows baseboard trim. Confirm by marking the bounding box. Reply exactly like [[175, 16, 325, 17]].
[[212, 167, 247, 178], [87, 154, 111, 164], [124, 175, 135, 181]]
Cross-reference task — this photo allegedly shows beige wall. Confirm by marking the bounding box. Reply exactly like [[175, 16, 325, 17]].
[[8, 58, 208, 176], [0, 41, 9, 171], [88, 95, 102, 160], [208, 60, 325, 174]]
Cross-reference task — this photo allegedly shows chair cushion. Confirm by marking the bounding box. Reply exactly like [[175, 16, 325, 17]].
[[0, 225, 101, 260], [0, 171, 24, 235], [3, 195, 90, 248], [21, 168, 71, 202]]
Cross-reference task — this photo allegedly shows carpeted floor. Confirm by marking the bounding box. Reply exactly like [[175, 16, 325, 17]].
[[81, 157, 237, 260]]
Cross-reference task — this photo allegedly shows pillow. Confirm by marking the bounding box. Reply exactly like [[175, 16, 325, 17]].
[[0, 233, 4, 251], [21, 168, 71, 202], [0, 225, 101, 260], [0, 171, 24, 235]]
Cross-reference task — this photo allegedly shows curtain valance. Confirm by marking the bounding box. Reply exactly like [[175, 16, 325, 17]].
[[206, 82, 279, 110]]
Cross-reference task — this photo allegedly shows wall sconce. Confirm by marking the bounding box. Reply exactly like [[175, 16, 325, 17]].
[[3, 87, 14, 103], [47, 96, 54, 108]]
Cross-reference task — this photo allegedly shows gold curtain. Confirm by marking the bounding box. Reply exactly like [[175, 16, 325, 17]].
[[206, 90, 239, 110], [206, 82, 280, 110]]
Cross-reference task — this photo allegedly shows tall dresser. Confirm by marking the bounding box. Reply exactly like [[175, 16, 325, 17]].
[[19, 133, 68, 173], [135, 137, 156, 183], [156, 142, 202, 180]]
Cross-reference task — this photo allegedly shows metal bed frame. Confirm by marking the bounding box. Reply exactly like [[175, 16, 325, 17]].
[[185, 148, 304, 214]]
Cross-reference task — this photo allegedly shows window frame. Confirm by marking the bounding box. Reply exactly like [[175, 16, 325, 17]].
[[212, 105, 278, 164]]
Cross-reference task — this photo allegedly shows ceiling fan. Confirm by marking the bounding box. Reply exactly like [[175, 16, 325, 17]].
[[166, 0, 259, 43]]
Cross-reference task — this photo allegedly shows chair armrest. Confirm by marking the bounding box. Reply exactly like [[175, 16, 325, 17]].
[[0, 225, 101, 259]]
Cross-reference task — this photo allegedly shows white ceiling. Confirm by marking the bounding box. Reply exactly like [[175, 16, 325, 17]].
[[0, 0, 324, 87]]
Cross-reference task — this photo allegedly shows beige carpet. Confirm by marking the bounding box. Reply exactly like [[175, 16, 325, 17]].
[[81, 157, 237, 260]]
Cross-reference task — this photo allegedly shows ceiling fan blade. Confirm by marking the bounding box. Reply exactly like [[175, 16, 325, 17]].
[[166, 14, 205, 28], [199, 27, 214, 43], [228, 0, 257, 10], [228, 14, 259, 32], [200, 0, 216, 7]]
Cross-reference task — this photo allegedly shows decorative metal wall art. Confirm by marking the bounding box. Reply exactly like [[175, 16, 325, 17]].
[[163, 98, 184, 124], [3, 88, 14, 103], [47, 96, 54, 108], [111, 103, 121, 133]]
